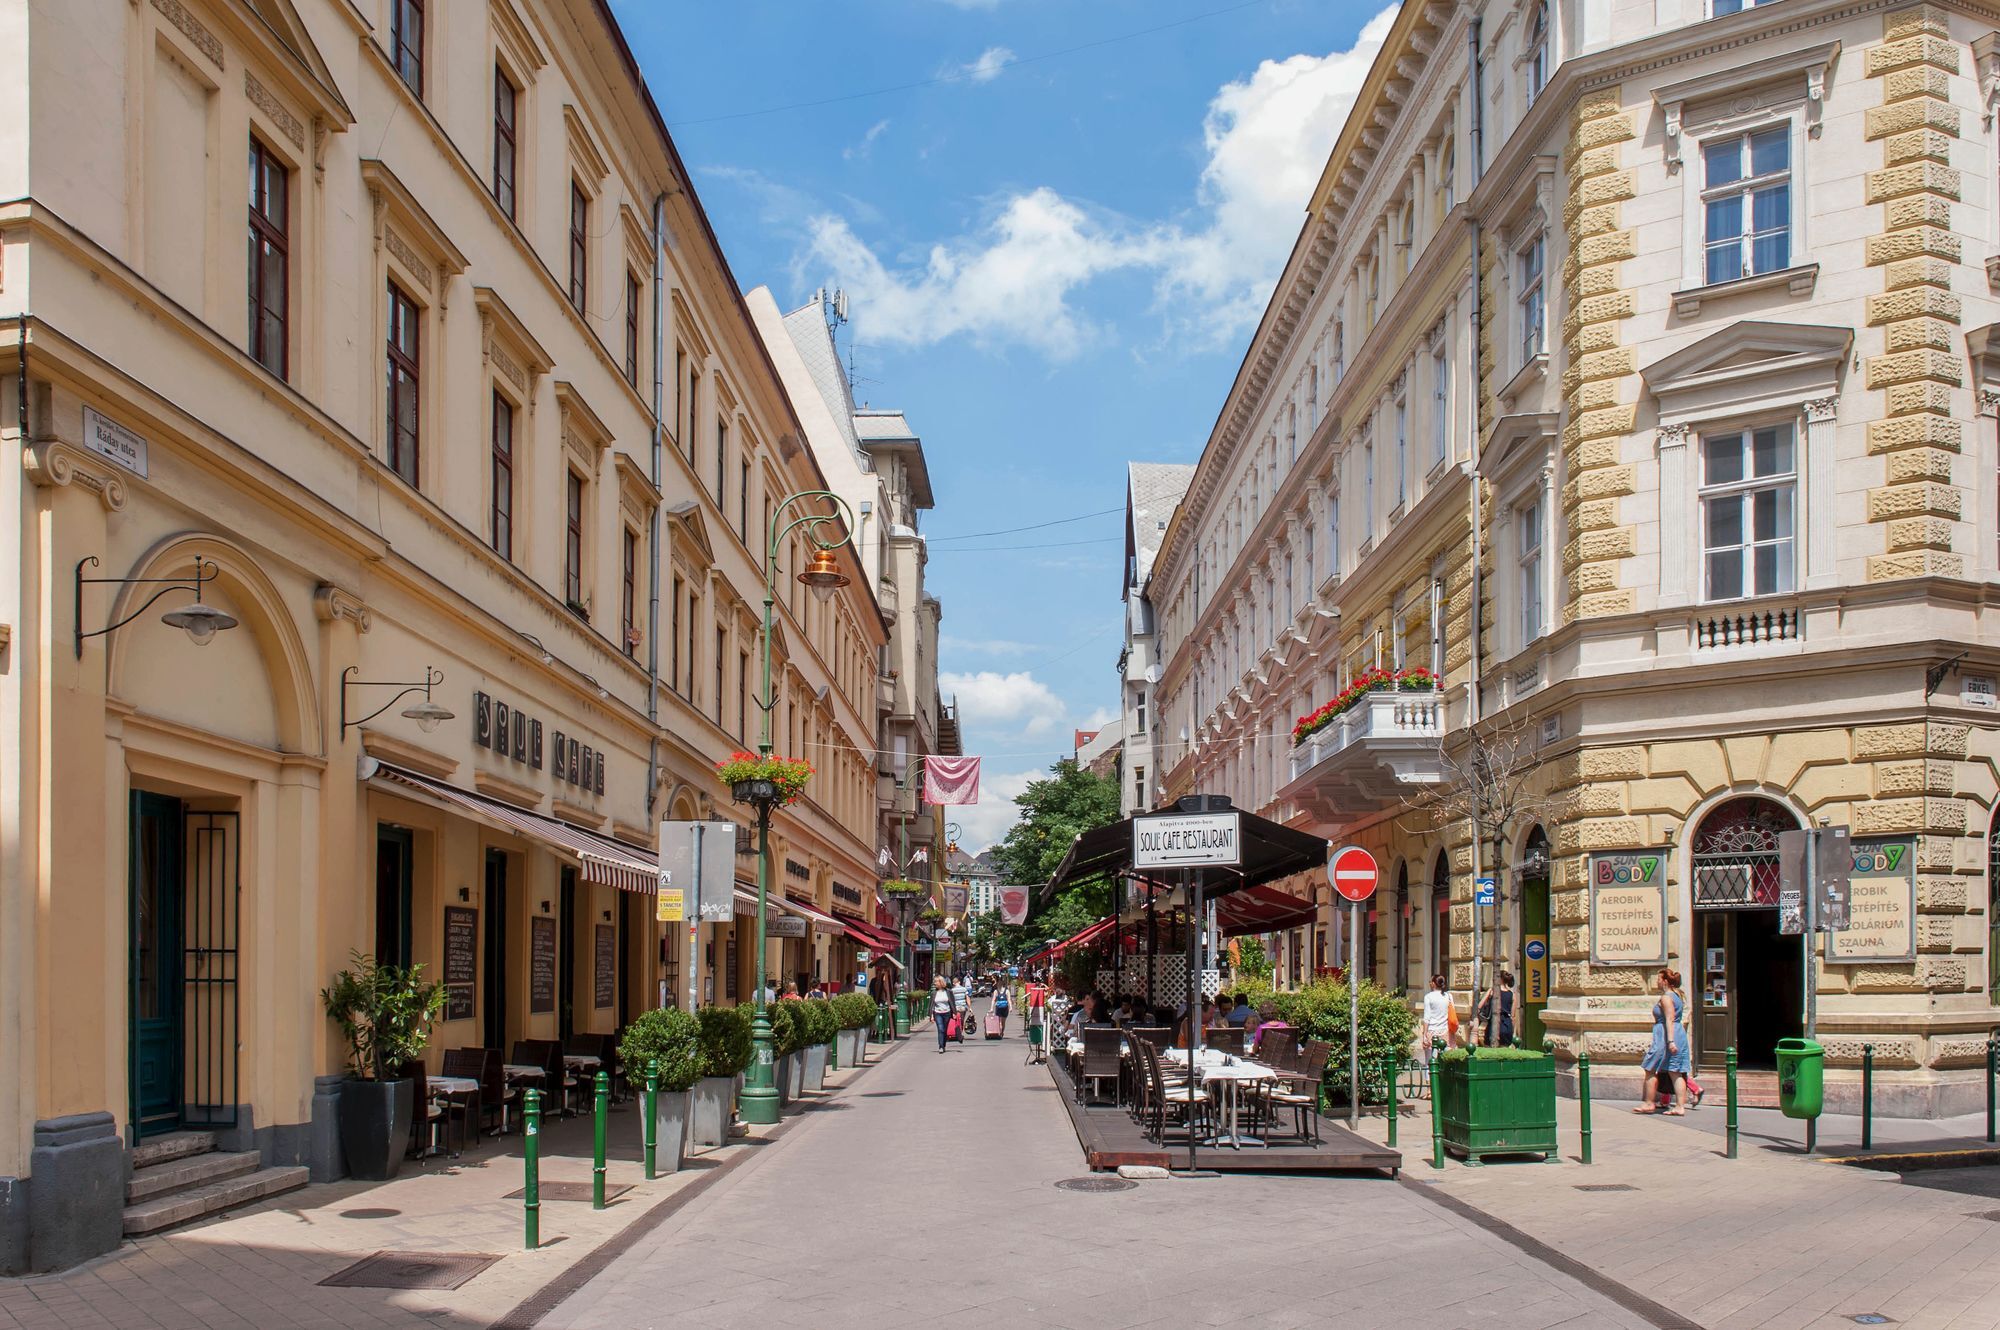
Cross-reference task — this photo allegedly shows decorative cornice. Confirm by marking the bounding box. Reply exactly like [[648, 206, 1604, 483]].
[[245, 71, 305, 150], [152, 0, 222, 68], [22, 442, 126, 511]]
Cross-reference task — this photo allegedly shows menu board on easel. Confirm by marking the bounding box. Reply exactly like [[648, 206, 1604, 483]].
[[443, 906, 477, 1021], [530, 915, 557, 1014], [594, 923, 616, 1009]]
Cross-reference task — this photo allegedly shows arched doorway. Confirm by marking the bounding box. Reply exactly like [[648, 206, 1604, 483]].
[[1691, 795, 1802, 1069], [1429, 850, 1451, 985], [1518, 827, 1551, 1050]]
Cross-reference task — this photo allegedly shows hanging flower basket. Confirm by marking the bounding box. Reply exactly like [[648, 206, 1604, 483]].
[[1291, 666, 1438, 746], [879, 879, 929, 896], [716, 752, 814, 806]]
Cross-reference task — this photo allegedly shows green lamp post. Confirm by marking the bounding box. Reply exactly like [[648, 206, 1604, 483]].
[[731, 490, 854, 1127]]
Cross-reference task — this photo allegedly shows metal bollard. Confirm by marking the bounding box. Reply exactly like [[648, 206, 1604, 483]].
[[523, 1088, 541, 1250], [1988, 1036, 1996, 1145], [1725, 1047, 1738, 1160], [1384, 1057, 1398, 1149], [1429, 1066, 1445, 1170], [1862, 1045, 1874, 1152], [592, 1071, 609, 1210], [1578, 1051, 1593, 1166], [643, 1059, 659, 1181]]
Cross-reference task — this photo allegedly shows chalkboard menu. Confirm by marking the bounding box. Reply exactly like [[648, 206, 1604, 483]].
[[443, 906, 478, 1022], [530, 914, 557, 1014], [594, 923, 616, 1009]]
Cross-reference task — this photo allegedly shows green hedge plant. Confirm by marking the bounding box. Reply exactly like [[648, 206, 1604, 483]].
[[1434, 1045, 1548, 1062], [833, 991, 875, 1029], [1268, 976, 1417, 1102], [619, 1007, 704, 1092], [801, 998, 838, 1047], [696, 1005, 753, 1078], [767, 1001, 802, 1057]]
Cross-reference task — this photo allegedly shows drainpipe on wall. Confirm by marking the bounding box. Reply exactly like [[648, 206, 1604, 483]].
[[1466, 15, 1488, 1015], [646, 192, 667, 816]]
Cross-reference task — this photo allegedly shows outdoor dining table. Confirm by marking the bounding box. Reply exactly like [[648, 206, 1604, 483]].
[[428, 1075, 479, 1155], [1160, 1050, 1276, 1148], [504, 1063, 546, 1084], [564, 1054, 602, 1072]]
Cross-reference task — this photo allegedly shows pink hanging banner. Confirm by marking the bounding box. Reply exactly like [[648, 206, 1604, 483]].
[[999, 886, 1031, 925], [923, 755, 982, 805]]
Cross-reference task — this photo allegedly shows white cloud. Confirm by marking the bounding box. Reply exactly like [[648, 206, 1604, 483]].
[[954, 768, 1039, 854], [801, 6, 1398, 358], [957, 45, 1014, 83], [1083, 705, 1117, 728], [843, 119, 891, 162], [940, 669, 1068, 738]]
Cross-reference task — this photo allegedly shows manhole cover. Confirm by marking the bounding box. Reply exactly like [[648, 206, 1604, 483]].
[[1848, 1316, 1896, 1325], [1573, 1184, 1638, 1192], [1054, 1176, 1137, 1193], [319, 1252, 498, 1291], [337, 1208, 401, 1220], [502, 1182, 632, 1202]]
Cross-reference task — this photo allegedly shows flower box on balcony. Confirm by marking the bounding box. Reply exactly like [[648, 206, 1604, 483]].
[[1292, 667, 1437, 747]]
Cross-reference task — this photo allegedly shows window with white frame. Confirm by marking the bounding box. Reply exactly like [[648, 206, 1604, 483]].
[[1517, 235, 1545, 367], [1700, 423, 1796, 600], [1331, 323, 1345, 383], [1134, 765, 1147, 810], [1517, 497, 1544, 646], [1526, 2, 1549, 105], [1287, 404, 1298, 466], [1283, 551, 1295, 620], [1394, 396, 1408, 510], [1440, 142, 1456, 213], [1329, 494, 1341, 575], [1306, 365, 1319, 429], [1701, 126, 1790, 285], [1135, 690, 1148, 735], [1431, 341, 1450, 465], [1366, 259, 1380, 324], [1363, 439, 1376, 537], [1710, 0, 1779, 14], [1304, 517, 1316, 586]]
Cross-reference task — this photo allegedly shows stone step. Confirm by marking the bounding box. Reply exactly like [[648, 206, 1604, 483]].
[[129, 1131, 216, 1170], [121, 1166, 309, 1236], [126, 1149, 259, 1203]]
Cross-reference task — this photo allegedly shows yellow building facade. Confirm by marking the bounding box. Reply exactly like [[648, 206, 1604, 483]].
[[1, 0, 883, 1272]]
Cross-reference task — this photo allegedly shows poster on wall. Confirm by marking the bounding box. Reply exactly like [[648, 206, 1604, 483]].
[[594, 923, 616, 1009], [1588, 850, 1669, 967], [443, 905, 478, 1022], [1828, 837, 1917, 963], [530, 915, 557, 1014]]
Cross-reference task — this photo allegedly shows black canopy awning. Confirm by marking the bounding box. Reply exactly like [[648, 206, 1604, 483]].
[[1039, 798, 1327, 903]]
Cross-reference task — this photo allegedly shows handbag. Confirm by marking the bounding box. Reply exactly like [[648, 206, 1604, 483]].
[[946, 1013, 962, 1040], [1446, 1003, 1459, 1039]]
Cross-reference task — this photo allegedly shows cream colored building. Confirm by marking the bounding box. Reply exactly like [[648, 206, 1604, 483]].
[[1118, 462, 1195, 818], [0, 0, 883, 1272], [1153, 0, 2000, 1114]]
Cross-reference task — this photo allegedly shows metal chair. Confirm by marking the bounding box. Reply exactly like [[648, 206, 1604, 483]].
[[437, 1048, 489, 1153], [402, 1059, 444, 1160], [1080, 1027, 1123, 1106]]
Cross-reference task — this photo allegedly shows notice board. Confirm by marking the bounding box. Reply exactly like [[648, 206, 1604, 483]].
[[1828, 837, 1917, 963], [594, 923, 616, 1009], [529, 914, 557, 1014], [443, 906, 477, 1021], [1588, 850, 1669, 967]]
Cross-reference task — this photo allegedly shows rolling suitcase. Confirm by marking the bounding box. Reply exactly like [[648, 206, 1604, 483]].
[[984, 1012, 1004, 1039]]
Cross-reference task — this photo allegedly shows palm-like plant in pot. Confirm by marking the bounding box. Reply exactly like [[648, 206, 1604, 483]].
[[320, 950, 445, 1181]]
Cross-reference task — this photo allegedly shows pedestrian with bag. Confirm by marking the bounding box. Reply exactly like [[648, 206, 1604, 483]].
[[991, 977, 1010, 1036], [1636, 968, 1691, 1115], [931, 976, 955, 1053], [1420, 974, 1454, 1063], [1476, 970, 1517, 1047]]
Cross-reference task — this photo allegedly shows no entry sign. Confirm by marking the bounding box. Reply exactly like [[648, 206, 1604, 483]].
[[1328, 845, 1380, 903]]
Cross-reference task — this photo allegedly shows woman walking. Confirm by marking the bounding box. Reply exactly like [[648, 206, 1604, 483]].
[[1476, 970, 1517, 1047], [1635, 968, 1690, 1115], [931, 976, 955, 1054]]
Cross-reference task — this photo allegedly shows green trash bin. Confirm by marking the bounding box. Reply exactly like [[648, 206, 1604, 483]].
[[1775, 1038, 1824, 1120]]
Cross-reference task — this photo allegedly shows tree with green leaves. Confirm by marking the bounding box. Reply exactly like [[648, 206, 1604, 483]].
[[990, 757, 1123, 946]]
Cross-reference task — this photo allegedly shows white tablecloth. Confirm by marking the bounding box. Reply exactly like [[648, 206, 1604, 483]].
[[429, 1075, 478, 1095], [564, 1054, 602, 1071], [504, 1064, 545, 1080]]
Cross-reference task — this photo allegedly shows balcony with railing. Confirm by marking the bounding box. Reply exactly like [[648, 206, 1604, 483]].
[[1278, 688, 1445, 827]]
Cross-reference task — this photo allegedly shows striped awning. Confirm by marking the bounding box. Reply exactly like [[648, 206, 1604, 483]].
[[371, 762, 657, 893], [730, 888, 845, 935]]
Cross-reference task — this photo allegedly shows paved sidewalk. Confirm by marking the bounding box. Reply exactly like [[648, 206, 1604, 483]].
[[542, 1002, 1658, 1330], [1343, 1090, 2000, 1330], [0, 1041, 906, 1330]]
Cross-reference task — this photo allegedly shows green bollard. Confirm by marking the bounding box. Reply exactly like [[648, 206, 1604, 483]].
[[592, 1071, 609, 1211], [1578, 1051, 1593, 1167], [643, 1058, 659, 1181], [1428, 1064, 1445, 1170], [1725, 1047, 1738, 1160], [1862, 1045, 1873, 1152], [1987, 1036, 1996, 1145], [1384, 1057, 1398, 1148], [523, 1088, 541, 1250]]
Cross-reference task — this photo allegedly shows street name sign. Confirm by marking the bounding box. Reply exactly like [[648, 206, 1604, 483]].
[[1132, 811, 1242, 869], [1328, 846, 1380, 903]]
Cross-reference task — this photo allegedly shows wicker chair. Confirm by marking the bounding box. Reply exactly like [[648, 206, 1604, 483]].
[[1267, 1039, 1329, 1144], [1136, 1039, 1208, 1146]]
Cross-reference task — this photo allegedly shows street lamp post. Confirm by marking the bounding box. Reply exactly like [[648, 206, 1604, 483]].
[[732, 490, 854, 1127]]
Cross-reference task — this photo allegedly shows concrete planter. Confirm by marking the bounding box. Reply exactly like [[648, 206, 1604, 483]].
[[776, 1052, 795, 1104], [338, 1078, 413, 1182], [653, 1090, 691, 1173], [803, 1044, 828, 1092], [840, 1028, 865, 1067], [689, 1077, 733, 1148]]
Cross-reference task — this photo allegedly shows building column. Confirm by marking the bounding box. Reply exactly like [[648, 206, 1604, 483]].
[[1656, 424, 1690, 607]]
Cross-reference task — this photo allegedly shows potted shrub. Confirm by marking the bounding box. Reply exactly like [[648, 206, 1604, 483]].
[[1268, 975, 1416, 1106], [320, 950, 445, 1182], [692, 1005, 751, 1148], [834, 992, 873, 1067], [1433, 1047, 1559, 1163], [800, 1001, 836, 1091], [716, 752, 814, 806], [619, 1007, 703, 1173], [768, 1002, 801, 1104]]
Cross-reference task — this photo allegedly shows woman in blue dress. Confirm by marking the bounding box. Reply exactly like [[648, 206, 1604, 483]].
[[1634, 968, 1689, 1115]]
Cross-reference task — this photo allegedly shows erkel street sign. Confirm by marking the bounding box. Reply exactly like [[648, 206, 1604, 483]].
[[1328, 845, 1380, 903]]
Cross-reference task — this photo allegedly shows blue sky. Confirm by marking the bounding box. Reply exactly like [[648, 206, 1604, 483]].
[[615, 0, 1397, 847]]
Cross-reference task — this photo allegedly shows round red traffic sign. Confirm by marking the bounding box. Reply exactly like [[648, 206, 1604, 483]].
[[1328, 845, 1380, 903]]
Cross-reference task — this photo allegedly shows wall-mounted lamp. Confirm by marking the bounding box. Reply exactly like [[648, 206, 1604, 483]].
[[458, 886, 471, 902], [74, 556, 238, 657], [1663, 824, 1677, 845], [582, 673, 609, 700], [340, 665, 454, 740], [519, 632, 555, 666]]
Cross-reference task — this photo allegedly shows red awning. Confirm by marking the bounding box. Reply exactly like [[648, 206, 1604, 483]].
[[842, 921, 896, 952], [1216, 884, 1317, 937], [1030, 916, 1116, 964]]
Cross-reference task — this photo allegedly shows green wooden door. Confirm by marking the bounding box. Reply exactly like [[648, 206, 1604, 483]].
[[131, 792, 185, 1136]]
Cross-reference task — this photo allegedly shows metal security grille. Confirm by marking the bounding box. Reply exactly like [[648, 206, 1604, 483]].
[[183, 812, 240, 1130], [1691, 797, 1794, 910]]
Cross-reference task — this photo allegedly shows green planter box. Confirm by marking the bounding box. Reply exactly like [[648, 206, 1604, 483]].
[[1435, 1052, 1558, 1164]]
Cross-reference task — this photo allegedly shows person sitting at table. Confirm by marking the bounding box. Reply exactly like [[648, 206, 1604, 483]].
[[1248, 1004, 1289, 1051], [1067, 992, 1110, 1038], [1226, 993, 1255, 1027]]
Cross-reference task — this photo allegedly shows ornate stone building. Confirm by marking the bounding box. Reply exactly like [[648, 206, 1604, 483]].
[[1151, 0, 2000, 1114]]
